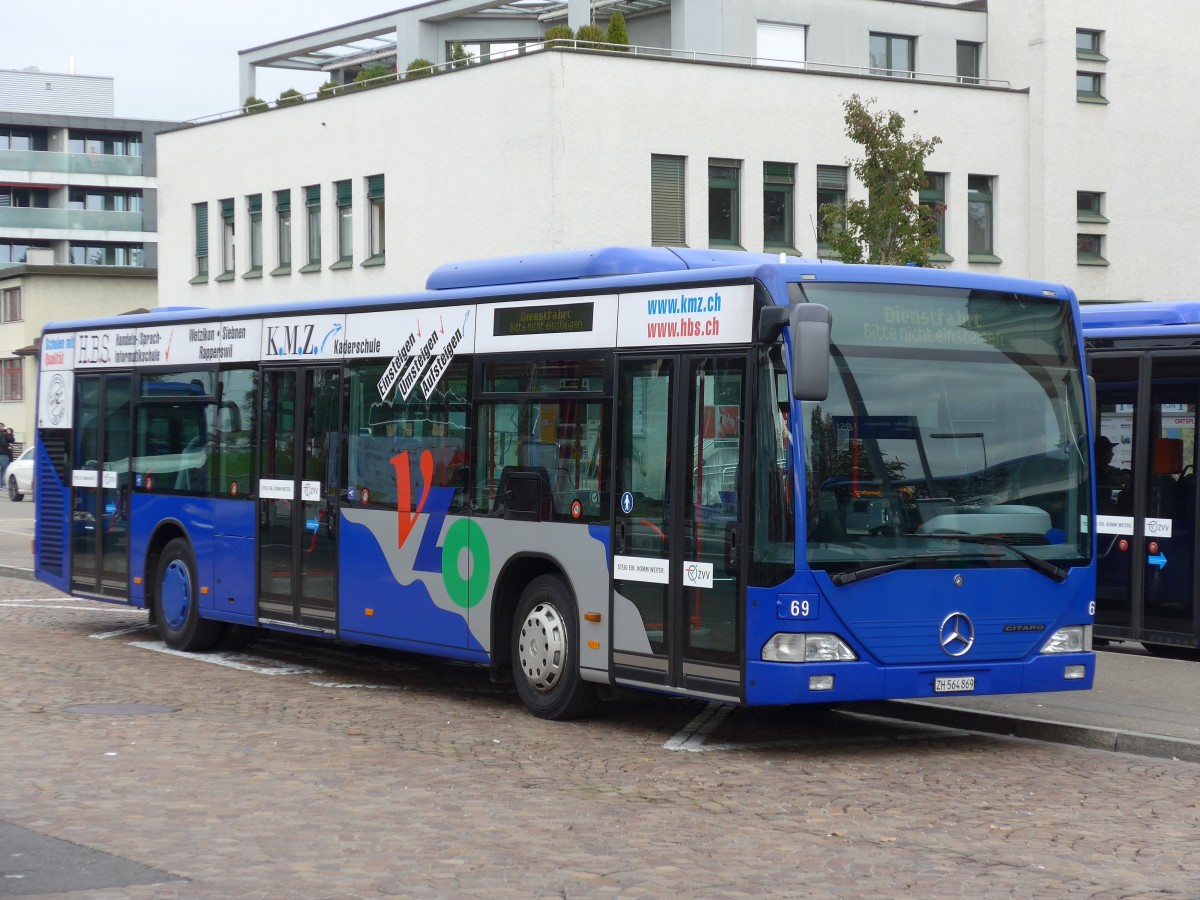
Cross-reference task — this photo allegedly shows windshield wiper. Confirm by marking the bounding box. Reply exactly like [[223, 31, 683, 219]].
[[830, 552, 967, 586], [912, 533, 1068, 583]]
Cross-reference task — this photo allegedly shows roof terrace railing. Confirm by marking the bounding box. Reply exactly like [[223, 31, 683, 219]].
[[189, 40, 1012, 126]]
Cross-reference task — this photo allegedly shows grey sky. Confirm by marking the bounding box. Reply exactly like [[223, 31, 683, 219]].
[[2, 1, 416, 122]]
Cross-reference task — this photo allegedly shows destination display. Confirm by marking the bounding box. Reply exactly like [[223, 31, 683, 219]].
[[493, 302, 594, 337]]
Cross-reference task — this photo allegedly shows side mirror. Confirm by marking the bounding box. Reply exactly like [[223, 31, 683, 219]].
[[790, 303, 832, 401]]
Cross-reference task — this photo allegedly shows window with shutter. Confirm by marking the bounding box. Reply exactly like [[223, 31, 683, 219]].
[[367, 175, 385, 261], [335, 180, 353, 263], [816, 166, 848, 248], [194, 203, 208, 278], [651, 155, 686, 247], [763, 162, 795, 250], [275, 190, 292, 271]]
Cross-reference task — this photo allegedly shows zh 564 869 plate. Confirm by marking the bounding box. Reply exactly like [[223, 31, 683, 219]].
[[934, 676, 975, 693]]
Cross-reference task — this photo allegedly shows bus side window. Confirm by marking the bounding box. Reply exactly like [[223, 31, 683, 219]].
[[134, 402, 212, 496]]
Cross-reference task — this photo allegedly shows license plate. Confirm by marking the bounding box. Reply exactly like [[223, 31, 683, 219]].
[[934, 676, 975, 693]]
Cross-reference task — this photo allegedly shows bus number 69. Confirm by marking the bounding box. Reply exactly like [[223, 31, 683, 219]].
[[779, 595, 818, 620]]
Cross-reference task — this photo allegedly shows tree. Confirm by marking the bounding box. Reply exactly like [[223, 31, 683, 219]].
[[406, 58, 435, 79], [544, 24, 574, 47], [576, 24, 605, 48], [277, 88, 305, 106], [819, 94, 942, 265], [353, 64, 397, 89], [449, 41, 474, 69], [605, 12, 630, 51], [242, 96, 268, 114]]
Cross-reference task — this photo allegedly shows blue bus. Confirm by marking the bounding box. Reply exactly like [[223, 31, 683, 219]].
[[34, 247, 1096, 718], [1082, 301, 1200, 656]]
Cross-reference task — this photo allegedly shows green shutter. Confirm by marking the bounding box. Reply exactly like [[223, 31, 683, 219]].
[[195, 204, 208, 255], [220, 198, 234, 219], [276, 189, 290, 213], [708, 161, 739, 190], [248, 194, 262, 214], [306, 185, 320, 207], [336, 180, 352, 207], [816, 166, 847, 190], [651, 155, 686, 246], [968, 175, 992, 202], [764, 162, 794, 185], [920, 172, 945, 202], [367, 175, 384, 200]]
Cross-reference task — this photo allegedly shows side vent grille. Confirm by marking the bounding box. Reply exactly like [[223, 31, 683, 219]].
[[35, 431, 69, 578]]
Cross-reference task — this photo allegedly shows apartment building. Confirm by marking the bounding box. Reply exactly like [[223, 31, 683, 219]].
[[0, 68, 176, 440]]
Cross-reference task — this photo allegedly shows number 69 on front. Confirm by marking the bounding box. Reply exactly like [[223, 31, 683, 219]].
[[777, 594, 819, 620]]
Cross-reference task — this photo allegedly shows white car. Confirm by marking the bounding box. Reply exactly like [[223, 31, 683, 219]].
[[6, 446, 33, 501]]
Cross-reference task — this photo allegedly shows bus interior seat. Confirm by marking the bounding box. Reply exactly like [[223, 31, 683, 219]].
[[494, 465, 552, 521]]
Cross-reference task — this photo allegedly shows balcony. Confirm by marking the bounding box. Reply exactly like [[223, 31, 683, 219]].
[[0, 148, 144, 177], [0, 207, 144, 232]]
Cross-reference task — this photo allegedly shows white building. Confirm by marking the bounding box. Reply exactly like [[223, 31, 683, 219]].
[[157, 0, 1193, 308]]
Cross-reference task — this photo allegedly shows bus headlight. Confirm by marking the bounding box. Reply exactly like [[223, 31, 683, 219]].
[[762, 633, 857, 662], [1040, 625, 1092, 654]]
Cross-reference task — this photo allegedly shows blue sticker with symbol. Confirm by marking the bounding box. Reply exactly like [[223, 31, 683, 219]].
[[620, 491, 634, 515]]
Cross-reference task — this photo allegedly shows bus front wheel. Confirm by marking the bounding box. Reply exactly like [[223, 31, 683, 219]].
[[154, 538, 222, 652], [512, 575, 598, 720]]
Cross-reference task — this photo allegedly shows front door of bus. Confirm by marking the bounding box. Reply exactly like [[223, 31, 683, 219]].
[[257, 366, 342, 632], [1092, 353, 1199, 650], [610, 353, 747, 700], [71, 372, 131, 599]]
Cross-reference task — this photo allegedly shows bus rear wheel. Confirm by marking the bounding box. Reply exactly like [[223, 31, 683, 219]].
[[154, 538, 222, 652], [512, 575, 598, 720]]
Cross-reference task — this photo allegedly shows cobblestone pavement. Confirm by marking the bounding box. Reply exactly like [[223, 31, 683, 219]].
[[3, 577, 1199, 898]]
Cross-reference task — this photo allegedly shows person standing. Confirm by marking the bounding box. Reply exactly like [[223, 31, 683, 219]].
[[0, 424, 11, 476]]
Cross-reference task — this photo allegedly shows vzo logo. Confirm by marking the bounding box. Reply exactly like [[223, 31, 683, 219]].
[[392, 449, 490, 609]]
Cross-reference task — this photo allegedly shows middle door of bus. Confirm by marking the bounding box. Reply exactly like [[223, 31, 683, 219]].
[[610, 352, 747, 700], [257, 365, 343, 632]]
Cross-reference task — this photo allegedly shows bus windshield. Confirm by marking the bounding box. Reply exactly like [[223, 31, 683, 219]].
[[798, 282, 1091, 574]]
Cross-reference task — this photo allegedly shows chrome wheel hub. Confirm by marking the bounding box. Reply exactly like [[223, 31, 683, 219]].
[[518, 601, 566, 692]]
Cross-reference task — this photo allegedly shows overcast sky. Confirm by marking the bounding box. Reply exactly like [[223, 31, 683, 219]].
[[3, 1, 419, 122]]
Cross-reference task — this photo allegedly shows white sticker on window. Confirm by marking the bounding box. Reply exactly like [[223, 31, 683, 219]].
[[1146, 517, 1173, 539], [682, 561, 714, 590], [1096, 515, 1134, 535], [615, 555, 669, 584], [259, 479, 295, 500]]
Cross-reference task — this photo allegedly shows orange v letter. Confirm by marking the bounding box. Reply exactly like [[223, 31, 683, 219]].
[[392, 450, 434, 548]]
